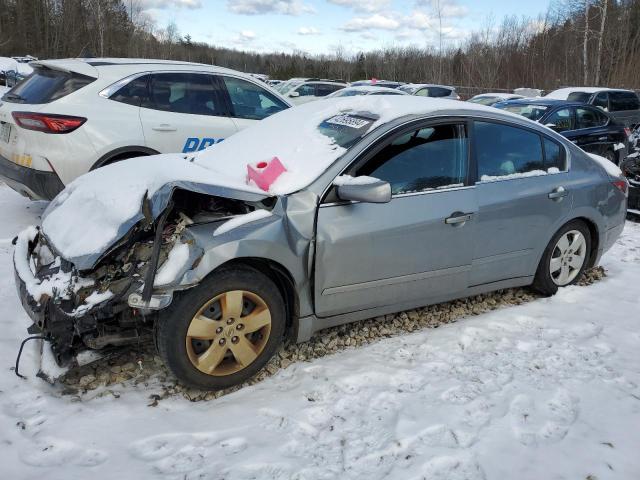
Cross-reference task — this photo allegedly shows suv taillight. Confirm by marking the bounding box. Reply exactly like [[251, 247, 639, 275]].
[[12, 112, 86, 134], [612, 179, 628, 196]]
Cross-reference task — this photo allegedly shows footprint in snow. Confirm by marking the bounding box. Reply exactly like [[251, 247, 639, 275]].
[[19, 437, 107, 468]]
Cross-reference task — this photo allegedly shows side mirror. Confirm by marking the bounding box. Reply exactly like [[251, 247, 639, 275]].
[[289, 91, 300, 98], [336, 178, 391, 204]]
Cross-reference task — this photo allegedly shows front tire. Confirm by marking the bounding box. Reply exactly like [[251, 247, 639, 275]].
[[532, 220, 592, 296], [155, 266, 286, 390]]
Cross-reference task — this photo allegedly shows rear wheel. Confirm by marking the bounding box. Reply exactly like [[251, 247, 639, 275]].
[[532, 220, 591, 296], [155, 266, 286, 390]]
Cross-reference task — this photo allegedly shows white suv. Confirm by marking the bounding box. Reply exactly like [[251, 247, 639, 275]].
[[0, 58, 292, 200], [276, 78, 347, 105]]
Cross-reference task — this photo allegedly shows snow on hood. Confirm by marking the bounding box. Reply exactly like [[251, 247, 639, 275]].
[[42, 96, 499, 268]]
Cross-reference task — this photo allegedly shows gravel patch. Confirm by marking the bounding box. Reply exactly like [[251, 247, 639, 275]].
[[58, 267, 606, 403]]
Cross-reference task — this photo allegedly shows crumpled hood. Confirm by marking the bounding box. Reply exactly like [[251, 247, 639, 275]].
[[42, 154, 267, 271]]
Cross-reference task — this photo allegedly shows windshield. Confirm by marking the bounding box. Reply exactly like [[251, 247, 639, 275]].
[[317, 113, 377, 149], [498, 104, 549, 121], [469, 96, 498, 106]]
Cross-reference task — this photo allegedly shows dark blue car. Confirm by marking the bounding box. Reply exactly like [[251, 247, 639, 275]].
[[494, 98, 631, 165]]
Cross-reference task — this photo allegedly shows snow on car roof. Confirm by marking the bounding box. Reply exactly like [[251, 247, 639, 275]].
[[327, 86, 409, 97], [42, 96, 503, 261], [545, 87, 631, 99], [473, 93, 523, 99]]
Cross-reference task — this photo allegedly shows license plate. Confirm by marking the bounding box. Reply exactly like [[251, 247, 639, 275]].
[[0, 123, 10, 143]]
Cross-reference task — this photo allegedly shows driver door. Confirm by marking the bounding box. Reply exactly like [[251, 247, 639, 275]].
[[314, 121, 477, 317]]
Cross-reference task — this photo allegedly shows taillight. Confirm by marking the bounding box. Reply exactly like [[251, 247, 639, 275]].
[[12, 112, 86, 134], [612, 179, 628, 196], [624, 127, 631, 137]]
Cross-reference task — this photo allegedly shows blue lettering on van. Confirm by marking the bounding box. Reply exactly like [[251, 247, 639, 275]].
[[182, 137, 225, 153]]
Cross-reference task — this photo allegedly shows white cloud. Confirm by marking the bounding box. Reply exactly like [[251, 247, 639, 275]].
[[327, 0, 390, 13], [297, 26, 320, 35], [227, 0, 314, 15], [240, 30, 256, 40], [137, 0, 202, 9], [341, 13, 400, 32], [415, 0, 469, 19]]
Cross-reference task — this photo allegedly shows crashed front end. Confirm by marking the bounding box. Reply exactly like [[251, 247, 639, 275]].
[[13, 189, 265, 375]]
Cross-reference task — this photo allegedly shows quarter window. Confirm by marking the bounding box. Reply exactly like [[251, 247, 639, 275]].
[[609, 91, 640, 111], [222, 76, 288, 120], [475, 122, 545, 180], [357, 124, 468, 195], [146, 73, 224, 116], [545, 108, 574, 132], [111, 75, 150, 106], [543, 138, 565, 171], [576, 107, 608, 129]]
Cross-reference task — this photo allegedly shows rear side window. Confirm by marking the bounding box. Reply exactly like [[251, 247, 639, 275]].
[[576, 107, 608, 128], [3, 67, 94, 104], [429, 87, 453, 97], [543, 138, 565, 171], [475, 122, 545, 180], [145, 73, 225, 116], [609, 91, 640, 111], [316, 84, 343, 96], [111, 75, 150, 106], [222, 76, 288, 120], [357, 124, 468, 195]]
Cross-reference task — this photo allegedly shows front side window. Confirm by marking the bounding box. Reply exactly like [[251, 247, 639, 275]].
[[356, 124, 468, 195], [545, 108, 574, 131], [576, 107, 608, 129], [593, 92, 609, 110], [475, 122, 545, 180], [146, 73, 224, 116], [295, 84, 315, 97], [222, 76, 288, 120]]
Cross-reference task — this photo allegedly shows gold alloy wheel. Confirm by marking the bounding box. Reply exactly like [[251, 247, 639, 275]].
[[185, 290, 272, 376]]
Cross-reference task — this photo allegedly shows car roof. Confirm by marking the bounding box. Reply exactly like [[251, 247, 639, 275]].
[[401, 83, 455, 90], [32, 57, 243, 79], [545, 86, 635, 99], [496, 98, 589, 108], [472, 93, 523, 99], [332, 86, 409, 95]]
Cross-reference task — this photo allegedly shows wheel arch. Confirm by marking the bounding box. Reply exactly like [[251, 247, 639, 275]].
[[90, 146, 160, 170], [210, 257, 300, 342]]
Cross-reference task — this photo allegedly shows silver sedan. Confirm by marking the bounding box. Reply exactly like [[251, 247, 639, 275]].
[[14, 97, 627, 390]]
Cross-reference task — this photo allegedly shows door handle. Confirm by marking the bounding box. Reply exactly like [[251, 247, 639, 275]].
[[548, 186, 568, 201], [152, 124, 177, 132], [445, 212, 474, 226]]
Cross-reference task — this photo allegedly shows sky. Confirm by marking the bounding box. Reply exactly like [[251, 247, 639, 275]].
[[136, 0, 553, 55]]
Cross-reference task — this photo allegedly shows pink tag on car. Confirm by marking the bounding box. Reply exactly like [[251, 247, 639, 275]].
[[247, 157, 287, 191]]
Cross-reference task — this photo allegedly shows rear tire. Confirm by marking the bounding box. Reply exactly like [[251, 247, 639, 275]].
[[532, 220, 592, 296], [155, 266, 286, 390]]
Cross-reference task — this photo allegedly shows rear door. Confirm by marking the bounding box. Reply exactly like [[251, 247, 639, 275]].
[[571, 106, 616, 157], [471, 120, 572, 286], [219, 75, 290, 132], [315, 120, 476, 317], [139, 72, 237, 154]]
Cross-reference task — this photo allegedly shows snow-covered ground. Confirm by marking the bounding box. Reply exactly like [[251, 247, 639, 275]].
[[0, 184, 639, 480]]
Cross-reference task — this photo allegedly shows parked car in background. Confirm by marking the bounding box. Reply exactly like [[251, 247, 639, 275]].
[[621, 155, 640, 215], [349, 79, 405, 89], [276, 78, 347, 105], [514, 87, 544, 98], [495, 98, 631, 164], [0, 58, 291, 200], [398, 83, 460, 100], [545, 87, 640, 128], [468, 92, 524, 106], [268, 79, 283, 88], [0, 56, 33, 87], [14, 96, 627, 390], [325, 85, 409, 98]]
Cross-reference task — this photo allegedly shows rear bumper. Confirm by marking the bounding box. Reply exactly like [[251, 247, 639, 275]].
[[0, 154, 64, 200]]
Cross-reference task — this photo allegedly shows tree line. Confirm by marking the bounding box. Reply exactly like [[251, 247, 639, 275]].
[[0, 0, 638, 91]]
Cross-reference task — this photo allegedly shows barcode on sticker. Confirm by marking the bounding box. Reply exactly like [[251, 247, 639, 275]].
[[326, 115, 370, 129]]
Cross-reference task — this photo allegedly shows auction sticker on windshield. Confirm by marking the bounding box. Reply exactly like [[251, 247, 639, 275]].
[[326, 114, 371, 129]]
